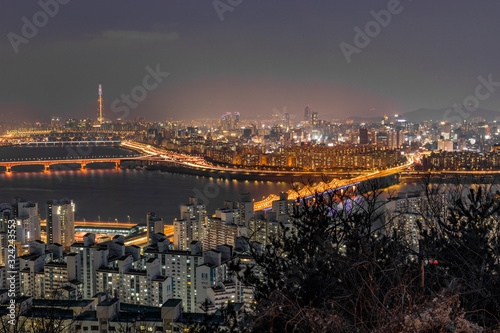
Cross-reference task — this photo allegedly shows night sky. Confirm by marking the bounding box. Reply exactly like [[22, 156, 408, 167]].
[[1, 0, 499, 122]]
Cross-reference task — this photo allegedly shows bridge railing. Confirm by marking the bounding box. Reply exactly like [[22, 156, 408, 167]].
[[0, 155, 137, 162]]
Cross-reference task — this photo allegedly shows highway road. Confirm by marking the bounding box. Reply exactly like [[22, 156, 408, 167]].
[[123, 141, 415, 211]]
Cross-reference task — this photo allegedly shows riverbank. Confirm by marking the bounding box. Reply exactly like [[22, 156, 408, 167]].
[[136, 163, 363, 182], [401, 172, 500, 184]]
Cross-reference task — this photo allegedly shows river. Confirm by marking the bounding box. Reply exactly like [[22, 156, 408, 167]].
[[0, 146, 464, 225], [0, 146, 292, 223]]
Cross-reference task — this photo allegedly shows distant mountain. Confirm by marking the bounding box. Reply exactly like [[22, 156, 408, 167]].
[[402, 107, 500, 123]]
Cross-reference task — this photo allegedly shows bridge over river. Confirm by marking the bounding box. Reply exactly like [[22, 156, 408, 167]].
[[0, 140, 412, 211]]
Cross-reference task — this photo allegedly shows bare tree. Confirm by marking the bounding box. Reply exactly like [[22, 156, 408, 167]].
[[0, 298, 80, 333], [224, 176, 500, 332]]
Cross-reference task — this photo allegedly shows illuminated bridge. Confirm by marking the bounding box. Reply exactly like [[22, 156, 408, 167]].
[[17, 140, 121, 146], [121, 140, 414, 211], [2, 139, 412, 211], [0, 154, 152, 173], [253, 165, 409, 211], [0, 140, 154, 172], [0, 158, 122, 173], [5, 130, 135, 137]]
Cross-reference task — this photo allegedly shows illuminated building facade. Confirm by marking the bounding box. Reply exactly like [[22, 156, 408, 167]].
[[96, 256, 173, 307], [46, 199, 75, 249]]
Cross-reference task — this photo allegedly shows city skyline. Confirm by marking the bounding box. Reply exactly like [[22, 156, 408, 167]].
[[3, 3, 500, 331], [3, 1, 500, 122]]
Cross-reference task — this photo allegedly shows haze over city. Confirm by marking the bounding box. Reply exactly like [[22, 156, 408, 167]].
[[3, 1, 500, 122], [3, 2, 500, 332]]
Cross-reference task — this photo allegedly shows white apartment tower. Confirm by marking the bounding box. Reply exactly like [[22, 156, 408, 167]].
[[174, 197, 207, 251], [47, 199, 75, 249], [14, 198, 41, 243]]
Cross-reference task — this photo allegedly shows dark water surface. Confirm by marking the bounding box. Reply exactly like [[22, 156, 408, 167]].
[[0, 153, 291, 224], [0, 147, 448, 225]]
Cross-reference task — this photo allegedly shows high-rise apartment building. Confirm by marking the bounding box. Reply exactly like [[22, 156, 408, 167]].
[[174, 217, 202, 251], [438, 139, 454, 152], [180, 197, 206, 224], [385, 192, 447, 253], [13, 198, 41, 243], [96, 256, 173, 307], [238, 193, 254, 227], [144, 241, 204, 313], [71, 233, 144, 299], [174, 198, 206, 251], [204, 203, 246, 251], [42, 253, 82, 299], [46, 199, 75, 249], [147, 212, 164, 244], [388, 131, 405, 149]]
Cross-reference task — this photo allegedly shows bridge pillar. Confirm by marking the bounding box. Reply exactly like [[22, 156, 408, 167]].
[[5, 166, 11, 173], [115, 161, 120, 169], [44, 165, 50, 172], [81, 163, 87, 170]]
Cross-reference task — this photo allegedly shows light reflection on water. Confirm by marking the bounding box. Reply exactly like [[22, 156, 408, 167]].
[[2, 148, 490, 225], [1, 168, 490, 226], [0, 168, 291, 224]]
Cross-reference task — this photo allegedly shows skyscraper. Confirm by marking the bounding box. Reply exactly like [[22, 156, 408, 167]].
[[304, 105, 312, 122], [359, 128, 368, 145], [388, 130, 405, 149], [46, 199, 75, 249], [311, 112, 318, 127], [50, 116, 62, 129], [233, 112, 240, 130], [283, 112, 290, 128], [221, 112, 232, 131]]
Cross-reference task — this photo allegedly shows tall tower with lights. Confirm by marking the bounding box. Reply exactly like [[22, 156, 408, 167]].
[[97, 84, 104, 124]]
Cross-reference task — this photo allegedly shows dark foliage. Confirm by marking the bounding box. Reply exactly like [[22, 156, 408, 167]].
[[198, 177, 500, 332]]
